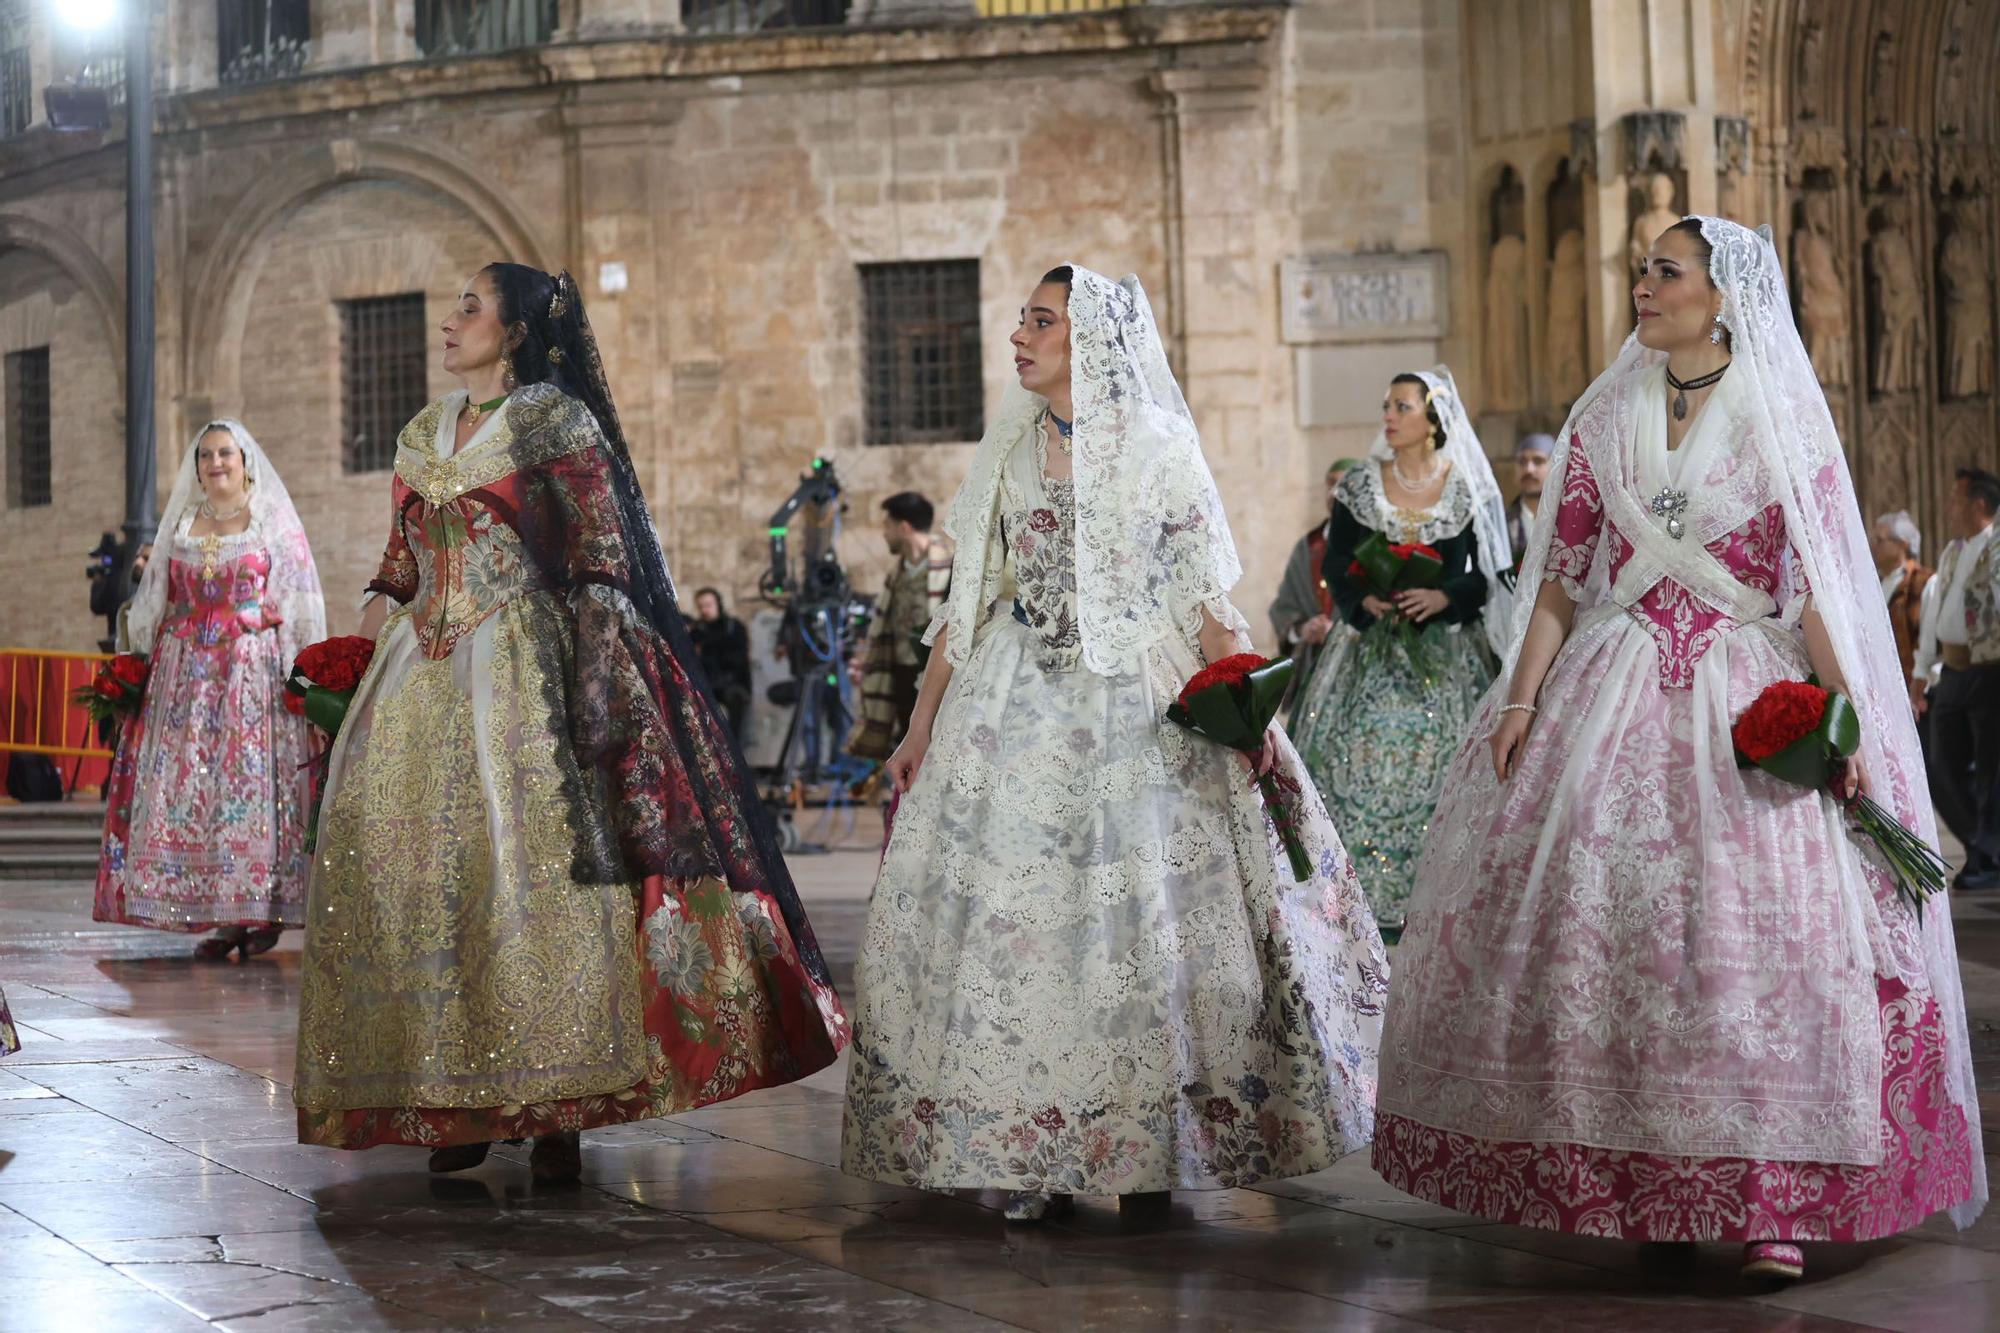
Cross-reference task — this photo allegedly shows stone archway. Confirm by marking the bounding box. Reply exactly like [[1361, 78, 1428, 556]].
[[182, 135, 554, 417], [0, 211, 125, 389]]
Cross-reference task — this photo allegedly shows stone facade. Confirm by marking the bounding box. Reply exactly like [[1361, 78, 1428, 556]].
[[1, 1, 1989, 653]]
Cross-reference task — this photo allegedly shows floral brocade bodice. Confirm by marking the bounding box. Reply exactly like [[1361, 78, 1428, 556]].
[[401, 487, 552, 658], [164, 533, 280, 647], [1002, 460, 1083, 673]]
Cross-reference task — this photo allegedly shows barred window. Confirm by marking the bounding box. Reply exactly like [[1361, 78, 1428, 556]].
[[218, 0, 313, 86], [417, 0, 557, 57], [339, 295, 429, 474], [6, 346, 50, 509], [0, 43, 28, 138], [861, 260, 983, 446]]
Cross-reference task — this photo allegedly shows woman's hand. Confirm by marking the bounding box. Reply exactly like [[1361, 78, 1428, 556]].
[[1362, 594, 1399, 620], [1489, 707, 1533, 781], [1240, 724, 1282, 781], [1394, 588, 1451, 624], [1839, 753, 1870, 803], [1299, 614, 1334, 647], [885, 726, 931, 794]]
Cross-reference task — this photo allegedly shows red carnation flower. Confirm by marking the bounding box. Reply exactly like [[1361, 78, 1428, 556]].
[[1346, 560, 1365, 580], [1180, 652, 1271, 701], [295, 635, 377, 693], [281, 690, 306, 716], [1731, 680, 1829, 763], [92, 676, 122, 699], [108, 654, 148, 687], [1388, 543, 1443, 562]]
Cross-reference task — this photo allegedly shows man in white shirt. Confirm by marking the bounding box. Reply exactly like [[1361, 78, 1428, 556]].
[[1913, 468, 2000, 890]]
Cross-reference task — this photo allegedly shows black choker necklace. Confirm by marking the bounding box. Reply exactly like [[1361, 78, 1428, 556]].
[[1048, 411, 1073, 439], [1664, 361, 1729, 421]]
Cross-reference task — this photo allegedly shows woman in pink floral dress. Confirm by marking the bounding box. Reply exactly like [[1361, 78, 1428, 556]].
[[94, 422, 324, 960], [1374, 218, 1984, 1281]]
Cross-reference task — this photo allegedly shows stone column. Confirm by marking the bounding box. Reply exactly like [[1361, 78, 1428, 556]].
[[560, 86, 677, 533], [1151, 56, 1293, 639]]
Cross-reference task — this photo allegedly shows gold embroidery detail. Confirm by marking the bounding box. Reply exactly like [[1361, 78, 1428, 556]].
[[295, 603, 646, 1112], [395, 384, 598, 507]]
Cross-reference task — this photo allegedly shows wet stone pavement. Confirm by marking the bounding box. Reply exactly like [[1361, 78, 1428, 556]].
[[3, 803, 2000, 1331]]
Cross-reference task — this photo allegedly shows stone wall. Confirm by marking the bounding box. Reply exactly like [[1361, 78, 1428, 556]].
[[0, 14, 1304, 649]]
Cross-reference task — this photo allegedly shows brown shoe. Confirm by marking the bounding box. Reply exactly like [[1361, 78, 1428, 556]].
[[531, 1131, 582, 1184], [427, 1141, 491, 1173]]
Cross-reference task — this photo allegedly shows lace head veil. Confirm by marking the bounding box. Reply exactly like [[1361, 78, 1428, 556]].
[[928, 264, 1242, 675], [1364, 365, 1515, 652], [119, 420, 325, 666], [1504, 217, 1984, 1226]]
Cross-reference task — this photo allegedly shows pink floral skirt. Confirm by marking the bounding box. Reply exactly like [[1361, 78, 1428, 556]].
[[1373, 977, 1976, 1242]]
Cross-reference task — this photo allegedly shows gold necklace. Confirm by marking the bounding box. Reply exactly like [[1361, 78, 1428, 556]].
[[199, 497, 249, 521]]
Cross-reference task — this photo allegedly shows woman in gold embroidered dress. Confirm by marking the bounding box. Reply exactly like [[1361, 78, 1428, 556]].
[[294, 264, 848, 1181]]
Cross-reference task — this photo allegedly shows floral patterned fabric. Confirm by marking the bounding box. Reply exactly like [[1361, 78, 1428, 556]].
[[1287, 464, 1495, 929], [1374, 980, 1974, 1242], [841, 438, 1388, 1195], [1374, 403, 1978, 1234], [296, 387, 846, 1147], [95, 526, 316, 931]]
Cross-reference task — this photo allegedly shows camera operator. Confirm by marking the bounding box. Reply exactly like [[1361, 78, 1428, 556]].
[[85, 532, 150, 651], [848, 492, 951, 762]]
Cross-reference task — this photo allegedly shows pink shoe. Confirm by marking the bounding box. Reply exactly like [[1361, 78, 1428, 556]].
[[1742, 1241, 1804, 1281]]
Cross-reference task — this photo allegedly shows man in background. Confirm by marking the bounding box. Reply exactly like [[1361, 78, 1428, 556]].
[[849, 492, 951, 763]]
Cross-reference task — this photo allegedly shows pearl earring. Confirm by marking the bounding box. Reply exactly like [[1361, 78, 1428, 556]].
[[1710, 315, 1727, 345]]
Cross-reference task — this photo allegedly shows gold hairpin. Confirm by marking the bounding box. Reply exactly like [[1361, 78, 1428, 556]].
[[549, 273, 569, 320]]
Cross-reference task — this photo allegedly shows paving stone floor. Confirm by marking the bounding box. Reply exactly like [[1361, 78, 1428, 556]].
[[3, 803, 2000, 1331]]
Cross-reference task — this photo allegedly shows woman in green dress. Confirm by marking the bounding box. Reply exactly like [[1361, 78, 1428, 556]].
[[1287, 367, 1512, 936]]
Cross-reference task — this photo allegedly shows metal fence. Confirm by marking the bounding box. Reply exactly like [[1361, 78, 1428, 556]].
[[219, 0, 313, 86]]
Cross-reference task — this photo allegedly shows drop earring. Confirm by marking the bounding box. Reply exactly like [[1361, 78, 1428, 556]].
[[1710, 315, 1727, 346], [502, 361, 517, 392]]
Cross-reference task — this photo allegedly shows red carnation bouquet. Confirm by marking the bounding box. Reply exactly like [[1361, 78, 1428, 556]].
[[71, 653, 148, 746], [1731, 678, 1945, 915], [285, 635, 377, 850], [1344, 531, 1447, 675], [1167, 652, 1312, 881]]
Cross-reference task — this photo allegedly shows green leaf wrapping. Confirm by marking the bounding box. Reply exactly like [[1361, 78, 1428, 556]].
[[1391, 551, 1445, 591], [1187, 678, 1256, 749], [1819, 691, 1861, 757], [1350, 530, 1400, 594], [1245, 658, 1295, 731], [301, 684, 352, 737]]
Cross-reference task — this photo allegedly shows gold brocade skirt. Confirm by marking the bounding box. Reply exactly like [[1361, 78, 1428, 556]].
[[294, 597, 648, 1113]]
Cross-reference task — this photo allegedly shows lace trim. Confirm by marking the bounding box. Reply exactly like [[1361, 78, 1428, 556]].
[[395, 384, 597, 506], [1338, 462, 1477, 545]]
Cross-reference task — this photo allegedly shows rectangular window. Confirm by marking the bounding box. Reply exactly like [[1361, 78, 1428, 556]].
[[0, 43, 29, 138], [218, 0, 313, 86], [339, 295, 429, 474], [6, 346, 51, 509], [416, 0, 557, 57], [861, 260, 983, 446]]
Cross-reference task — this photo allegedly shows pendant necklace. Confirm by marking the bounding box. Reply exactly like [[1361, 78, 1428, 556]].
[[1047, 410, 1073, 456], [1665, 361, 1729, 421], [464, 391, 510, 426]]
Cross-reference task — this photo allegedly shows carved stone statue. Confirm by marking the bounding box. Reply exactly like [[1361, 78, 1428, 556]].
[[1545, 228, 1588, 400], [1484, 232, 1529, 413], [1796, 20, 1824, 122], [1628, 173, 1680, 280], [1791, 193, 1851, 388], [1941, 209, 1994, 398], [1869, 29, 1898, 128], [1868, 199, 1925, 395]]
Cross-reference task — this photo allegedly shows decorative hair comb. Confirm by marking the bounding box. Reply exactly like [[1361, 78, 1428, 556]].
[[548, 272, 569, 320]]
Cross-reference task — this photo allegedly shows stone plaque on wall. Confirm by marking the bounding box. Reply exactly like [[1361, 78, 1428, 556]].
[[1281, 251, 1450, 344]]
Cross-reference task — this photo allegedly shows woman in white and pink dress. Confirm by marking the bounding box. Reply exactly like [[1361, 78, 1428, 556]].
[[1373, 217, 1983, 1282]]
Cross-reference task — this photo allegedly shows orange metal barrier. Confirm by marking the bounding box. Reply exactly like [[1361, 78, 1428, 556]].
[[1, 649, 115, 795]]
